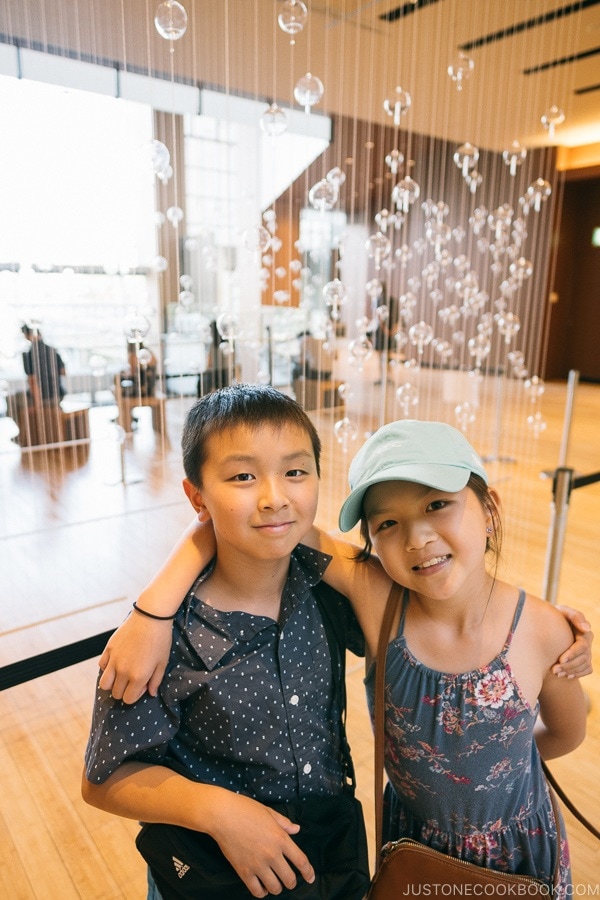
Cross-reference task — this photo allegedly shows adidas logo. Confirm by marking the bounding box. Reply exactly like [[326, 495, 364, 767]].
[[172, 856, 190, 879]]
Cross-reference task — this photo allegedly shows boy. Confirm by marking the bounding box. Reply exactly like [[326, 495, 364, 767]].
[[82, 384, 368, 900]]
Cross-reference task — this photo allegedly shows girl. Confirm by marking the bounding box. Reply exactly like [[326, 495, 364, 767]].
[[100, 420, 589, 892]]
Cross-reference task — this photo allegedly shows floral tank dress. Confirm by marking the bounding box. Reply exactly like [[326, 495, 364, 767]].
[[365, 589, 570, 895]]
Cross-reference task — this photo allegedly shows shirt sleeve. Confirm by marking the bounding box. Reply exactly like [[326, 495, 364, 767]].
[[84, 673, 182, 783]]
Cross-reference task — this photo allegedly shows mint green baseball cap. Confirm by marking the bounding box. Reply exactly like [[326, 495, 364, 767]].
[[338, 419, 488, 532]]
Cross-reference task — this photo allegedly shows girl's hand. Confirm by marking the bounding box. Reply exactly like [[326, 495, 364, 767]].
[[552, 605, 593, 678], [98, 612, 172, 703]]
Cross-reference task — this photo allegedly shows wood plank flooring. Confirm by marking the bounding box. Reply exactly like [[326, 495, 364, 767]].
[[0, 376, 598, 896]]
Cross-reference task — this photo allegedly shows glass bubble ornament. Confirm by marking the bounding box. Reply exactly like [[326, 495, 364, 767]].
[[541, 105, 565, 139], [137, 348, 154, 368], [396, 382, 419, 417], [89, 355, 107, 377], [385, 149, 404, 175], [309, 178, 337, 211], [326, 167, 346, 190], [166, 205, 184, 227], [179, 289, 194, 308], [527, 411, 547, 436], [216, 312, 243, 341], [334, 416, 358, 452], [447, 51, 474, 91], [524, 375, 545, 402], [383, 86, 411, 126], [408, 321, 433, 355], [502, 141, 527, 176], [294, 73, 324, 114], [154, 1, 188, 44], [123, 312, 151, 343], [455, 401, 476, 433], [323, 279, 347, 320], [528, 178, 552, 213], [348, 336, 373, 367], [277, 0, 308, 45], [260, 103, 288, 137], [153, 255, 169, 273], [392, 176, 420, 214], [365, 232, 391, 270], [149, 139, 170, 177], [467, 333, 490, 369], [496, 311, 521, 345], [453, 142, 479, 178], [243, 225, 271, 254]]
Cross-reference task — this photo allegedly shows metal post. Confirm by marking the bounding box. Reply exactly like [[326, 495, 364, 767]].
[[557, 369, 579, 467], [542, 467, 574, 605]]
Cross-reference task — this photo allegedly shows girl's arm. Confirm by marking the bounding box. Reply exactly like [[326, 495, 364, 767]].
[[98, 517, 215, 703], [533, 603, 587, 759]]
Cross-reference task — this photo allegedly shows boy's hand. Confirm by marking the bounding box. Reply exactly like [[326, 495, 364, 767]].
[[552, 605, 593, 678], [98, 612, 172, 703], [211, 794, 315, 898]]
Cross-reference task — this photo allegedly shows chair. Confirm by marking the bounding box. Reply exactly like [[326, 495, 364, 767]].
[[114, 376, 166, 434]]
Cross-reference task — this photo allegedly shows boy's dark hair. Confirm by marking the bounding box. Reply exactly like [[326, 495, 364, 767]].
[[182, 382, 322, 487]]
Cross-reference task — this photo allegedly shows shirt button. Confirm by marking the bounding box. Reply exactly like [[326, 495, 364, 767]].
[[303, 763, 312, 774], [290, 695, 299, 705]]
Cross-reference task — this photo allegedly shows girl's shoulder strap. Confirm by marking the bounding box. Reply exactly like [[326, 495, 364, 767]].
[[501, 587, 526, 653]]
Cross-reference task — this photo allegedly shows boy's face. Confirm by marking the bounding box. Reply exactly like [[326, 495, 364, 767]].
[[184, 422, 319, 564]]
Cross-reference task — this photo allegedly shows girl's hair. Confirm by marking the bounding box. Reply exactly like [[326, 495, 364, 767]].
[[181, 382, 322, 487], [354, 473, 503, 567]]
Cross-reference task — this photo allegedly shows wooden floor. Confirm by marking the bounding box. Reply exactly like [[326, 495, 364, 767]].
[[0, 376, 598, 897]]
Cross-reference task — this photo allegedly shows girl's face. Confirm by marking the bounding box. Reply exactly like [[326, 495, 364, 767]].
[[363, 479, 491, 600]]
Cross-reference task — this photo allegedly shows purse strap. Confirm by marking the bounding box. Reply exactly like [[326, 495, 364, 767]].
[[541, 759, 600, 841], [373, 583, 562, 888]]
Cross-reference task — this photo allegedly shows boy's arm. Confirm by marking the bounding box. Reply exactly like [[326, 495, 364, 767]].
[[99, 518, 216, 703], [552, 605, 593, 678], [81, 763, 314, 898]]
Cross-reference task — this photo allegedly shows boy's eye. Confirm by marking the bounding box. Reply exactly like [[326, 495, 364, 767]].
[[232, 472, 255, 482], [286, 468, 307, 477]]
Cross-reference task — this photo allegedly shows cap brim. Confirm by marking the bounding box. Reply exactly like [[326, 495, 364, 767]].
[[338, 464, 471, 532]]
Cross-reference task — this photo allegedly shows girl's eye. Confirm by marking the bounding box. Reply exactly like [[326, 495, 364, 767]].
[[375, 519, 396, 532], [427, 499, 448, 512]]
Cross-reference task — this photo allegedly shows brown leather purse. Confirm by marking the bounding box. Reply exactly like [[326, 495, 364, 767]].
[[367, 583, 557, 898]]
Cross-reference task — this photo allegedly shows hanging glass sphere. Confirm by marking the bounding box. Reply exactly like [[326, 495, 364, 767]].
[[149, 139, 170, 176], [383, 86, 412, 125], [294, 73, 324, 113], [502, 141, 527, 176], [365, 231, 391, 267], [467, 333, 491, 367], [166, 205, 184, 227], [455, 401, 476, 432], [326, 167, 346, 189], [366, 278, 383, 300], [527, 411, 547, 436], [309, 178, 337, 211], [524, 375, 545, 400], [123, 312, 151, 343], [334, 416, 358, 451], [396, 382, 419, 417], [137, 348, 154, 368], [243, 225, 271, 253], [180, 273, 193, 290], [528, 178, 552, 212], [278, 0, 308, 45], [153, 255, 169, 272], [385, 149, 404, 175], [392, 176, 420, 213], [434, 339, 453, 361], [216, 312, 243, 341], [496, 311, 521, 344], [509, 257, 533, 283], [453, 142, 479, 178], [154, 1, 188, 42], [260, 103, 288, 137], [447, 51, 474, 91], [541, 105, 565, 138], [395, 243, 412, 268], [465, 170, 483, 194], [408, 321, 433, 354], [348, 336, 373, 365]]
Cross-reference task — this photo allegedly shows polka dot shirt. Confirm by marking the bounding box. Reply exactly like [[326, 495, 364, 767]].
[[84, 546, 363, 804]]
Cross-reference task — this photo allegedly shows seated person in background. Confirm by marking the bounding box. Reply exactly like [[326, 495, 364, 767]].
[[21, 323, 66, 403], [197, 320, 230, 396], [120, 341, 157, 398], [292, 332, 333, 382]]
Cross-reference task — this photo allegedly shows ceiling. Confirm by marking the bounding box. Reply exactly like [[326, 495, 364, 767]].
[[1, 0, 599, 157]]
